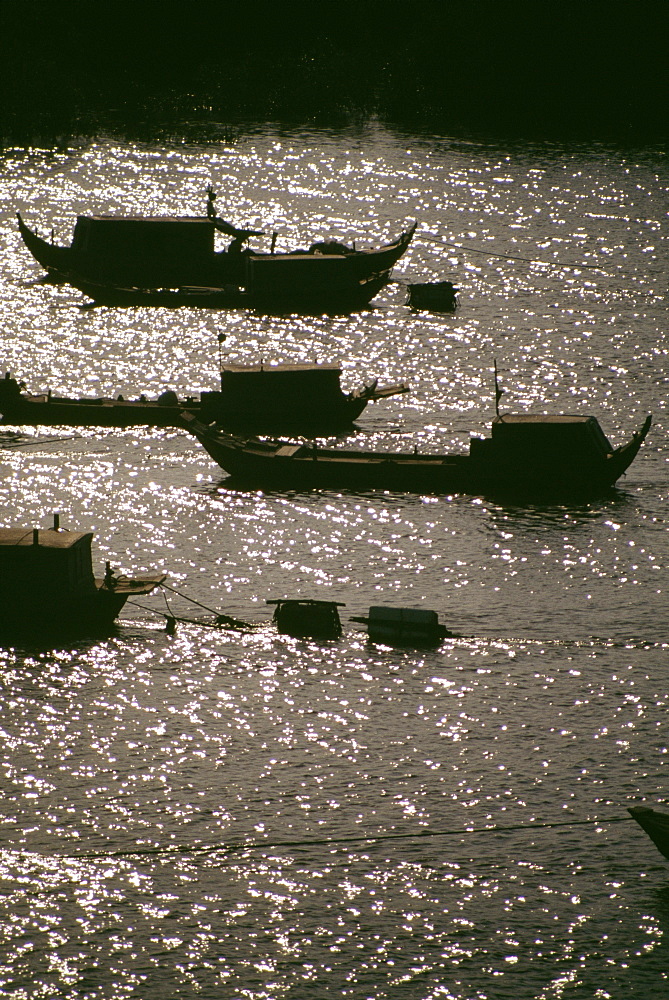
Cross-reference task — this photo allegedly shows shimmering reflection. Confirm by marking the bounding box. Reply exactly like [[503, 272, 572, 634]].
[[0, 125, 667, 996], [0, 836, 663, 997], [1, 624, 669, 995]]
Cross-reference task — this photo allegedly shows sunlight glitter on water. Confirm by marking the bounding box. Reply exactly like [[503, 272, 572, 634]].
[[1, 122, 668, 997]]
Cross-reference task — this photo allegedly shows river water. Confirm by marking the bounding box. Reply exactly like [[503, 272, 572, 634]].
[[0, 122, 667, 998]]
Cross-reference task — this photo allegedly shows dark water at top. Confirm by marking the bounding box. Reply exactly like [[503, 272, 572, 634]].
[[0, 114, 667, 998]]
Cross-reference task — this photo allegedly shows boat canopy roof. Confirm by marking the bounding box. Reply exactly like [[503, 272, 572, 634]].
[[72, 215, 215, 257], [78, 215, 211, 224], [0, 528, 96, 593], [0, 527, 93, 548], [221, 362, 341, 376], [494, 414, 604, 425], [220, 362, 343, 398], [492, 413, 613, 458]]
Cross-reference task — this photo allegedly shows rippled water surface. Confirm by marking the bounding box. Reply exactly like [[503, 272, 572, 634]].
[[0, 123, 668, 998]]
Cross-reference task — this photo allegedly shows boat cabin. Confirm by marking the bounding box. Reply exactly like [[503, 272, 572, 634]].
[[246, 251, 357, 297], [200, 362, 350, 426], [470, 414, 615, 470], [492, 414, 612, 455], [0, 519, 166, 634], [219, 362, 344, 398], [71, 216, 216, 263], [0, 524, 96, 598]]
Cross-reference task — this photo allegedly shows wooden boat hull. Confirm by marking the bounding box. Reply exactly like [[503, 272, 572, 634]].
[[70, 272, 392, 311], [181, 413, 652, 498], [0, 392, 188, 428], [70, 281, 249, 308], [0, 392, 369, 432], [0, 580, 164, 636], [628, 806, 669, 861]]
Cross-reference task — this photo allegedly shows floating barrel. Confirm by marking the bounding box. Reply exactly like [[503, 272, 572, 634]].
[[351, 606, 454, 647], [267, 599, 344, 640]]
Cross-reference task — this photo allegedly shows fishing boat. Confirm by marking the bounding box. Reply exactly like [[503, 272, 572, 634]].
[[0, 364, 408, 434], [180, 410, 652, 498], [0, 516, 166, 635], [16, 191, 416, 308], [628, 806, 669, 861]]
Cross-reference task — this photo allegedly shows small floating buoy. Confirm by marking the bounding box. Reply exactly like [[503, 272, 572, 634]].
[[165, 616, 177, 635]]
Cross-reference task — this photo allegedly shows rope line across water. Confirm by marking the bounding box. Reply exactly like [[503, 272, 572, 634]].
[[60, 815, 635, 862], [421, 232, 607, 271]]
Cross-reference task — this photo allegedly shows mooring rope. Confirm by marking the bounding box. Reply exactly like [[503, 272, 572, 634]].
[[63, 815, 635, 862], [0, 434, 81, 449], [160, 581, 225, 618], [126, 582, 255, 631], [126, 601, 253, 633], [421, 232, 607, 272]]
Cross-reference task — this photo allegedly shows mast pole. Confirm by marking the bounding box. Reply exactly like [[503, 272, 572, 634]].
[[494, 359, 504, 417], [218, 333, 226, 389]]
